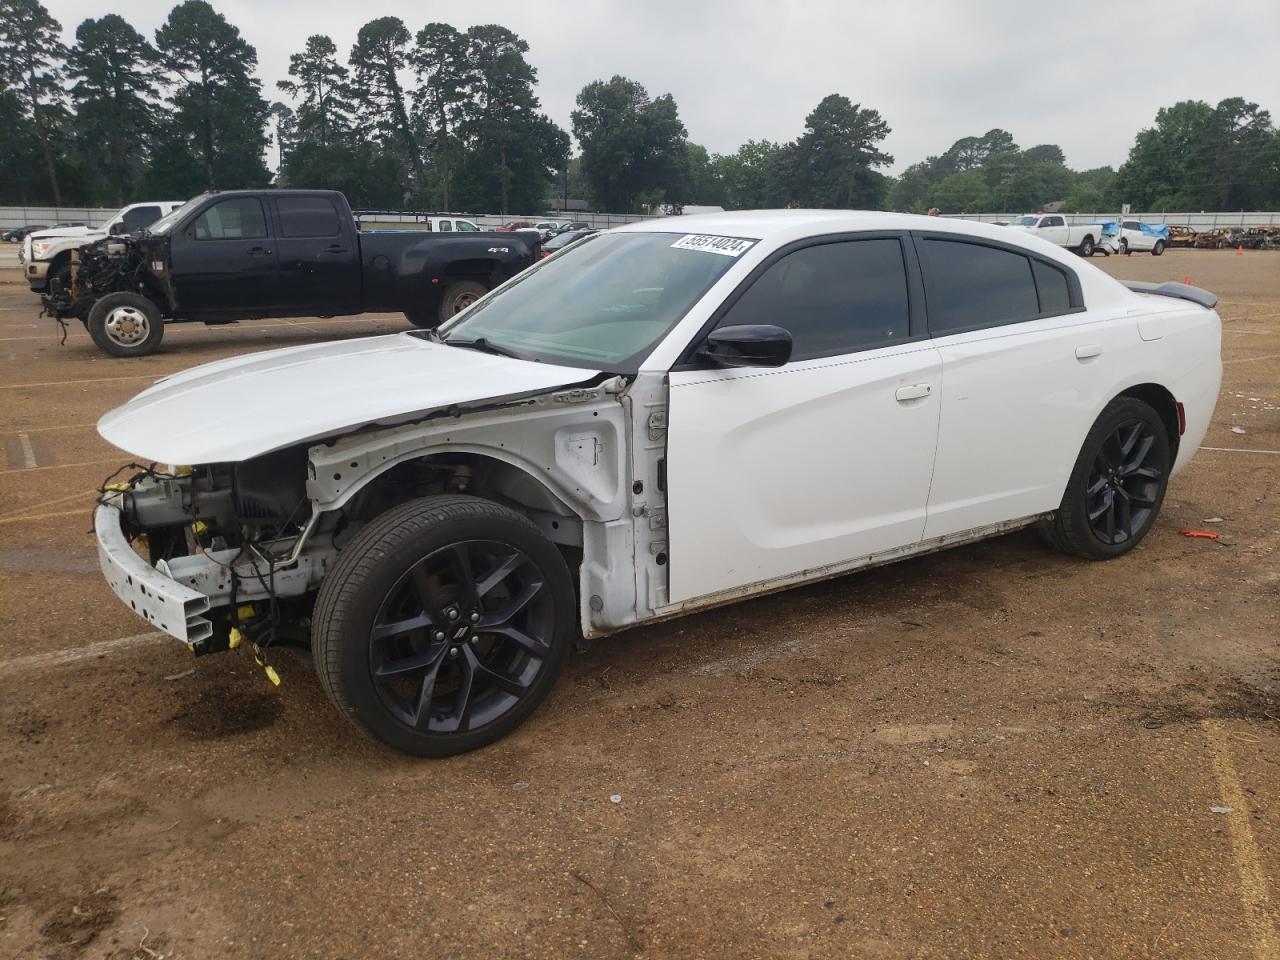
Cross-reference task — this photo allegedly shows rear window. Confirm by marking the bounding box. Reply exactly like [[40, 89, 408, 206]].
[[277, 197, 340, 238], [920, 239, 1039, 334], [1031, 259, 1071, 314]]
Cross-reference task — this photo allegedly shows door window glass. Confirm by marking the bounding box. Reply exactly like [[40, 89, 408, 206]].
[[439, 220, 453, 232], [456, 220, 479, 231], [277, 197, 340, 237], [120, 206, 161, 232], [717, 239, 910, 360], [192, 198, 268, 240], [920, 239, 1039, 333]]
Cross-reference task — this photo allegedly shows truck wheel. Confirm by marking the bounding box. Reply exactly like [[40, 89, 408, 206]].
[[1078, 236, 1095, 257], [437, 280, 488, 324], [1152, 240, 1166, 256], [87, 292, 164, 357], [403, 306, 438, 329], [1121, 239, 1130, 255], [312, 495, 576, 756]]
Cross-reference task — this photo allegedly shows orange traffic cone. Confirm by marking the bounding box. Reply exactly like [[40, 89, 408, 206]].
[[1237, 244, 1244, 255], [1183, 276, 1192, 285]]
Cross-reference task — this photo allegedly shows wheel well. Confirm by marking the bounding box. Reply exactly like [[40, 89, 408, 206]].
[[343, 452, 584, 549], [1118, 383, 1180, 456], [441, 259, 499, 287]]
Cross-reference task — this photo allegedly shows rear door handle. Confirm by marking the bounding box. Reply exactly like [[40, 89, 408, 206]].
[[895, 383, 932, 402], [247, 246, 272, 256], [323, 244, 347, 254], [1075, 344, 1102, 360]]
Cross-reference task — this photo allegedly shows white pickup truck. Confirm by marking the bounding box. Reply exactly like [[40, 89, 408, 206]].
[[1006, 214, 1114, 257], [20, 200, 185, 292]]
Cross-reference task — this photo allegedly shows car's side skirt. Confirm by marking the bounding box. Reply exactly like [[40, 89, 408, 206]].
[[609, 513, 1050, 637]]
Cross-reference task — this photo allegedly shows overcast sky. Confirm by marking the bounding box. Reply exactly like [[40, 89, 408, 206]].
[[49, 0, 1280, 174]]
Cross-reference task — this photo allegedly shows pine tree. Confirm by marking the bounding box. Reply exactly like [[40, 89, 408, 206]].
[[0, 0, 67, 204]]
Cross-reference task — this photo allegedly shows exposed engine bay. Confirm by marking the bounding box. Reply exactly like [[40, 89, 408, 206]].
[[41, 234, 156, 324]]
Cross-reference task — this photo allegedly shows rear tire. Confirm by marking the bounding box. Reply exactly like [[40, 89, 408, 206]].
[[437, 280, 488, 325], [1121, 239, 1131, 255], [1152, 240, 1166, 256], [86, 292, 164, 357], [312, 495, 575, 756], [1078, 236, 1095, 257], [1038, 397, 1171, 560]]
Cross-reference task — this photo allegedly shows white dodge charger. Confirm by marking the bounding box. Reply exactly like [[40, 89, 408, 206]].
[[93, 211, 1222, 755]]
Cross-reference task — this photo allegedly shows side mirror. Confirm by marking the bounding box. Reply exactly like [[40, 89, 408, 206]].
[[699, 324, 792, 368], [109, 222, 127, 236]]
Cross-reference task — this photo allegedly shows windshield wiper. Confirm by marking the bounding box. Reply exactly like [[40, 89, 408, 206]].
[[445, 336, 527, 360]]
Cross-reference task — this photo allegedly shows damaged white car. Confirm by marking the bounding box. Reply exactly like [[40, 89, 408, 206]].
[[95, 212, 1222, 755]]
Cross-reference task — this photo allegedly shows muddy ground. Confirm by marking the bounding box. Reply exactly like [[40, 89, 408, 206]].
[[0, 249, 1276, 959]]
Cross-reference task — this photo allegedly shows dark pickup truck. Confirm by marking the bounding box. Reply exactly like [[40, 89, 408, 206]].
[[41, 189, 540, 357]]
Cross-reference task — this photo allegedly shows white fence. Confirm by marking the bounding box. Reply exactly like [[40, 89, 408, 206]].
[[945, 211, 1280, 228]]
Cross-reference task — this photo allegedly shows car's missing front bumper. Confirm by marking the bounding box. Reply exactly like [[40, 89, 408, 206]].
[[94, 498, 213, 644]]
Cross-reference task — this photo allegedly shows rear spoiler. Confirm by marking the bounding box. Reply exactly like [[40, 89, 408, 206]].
[[1123, 280, 1217, 310]]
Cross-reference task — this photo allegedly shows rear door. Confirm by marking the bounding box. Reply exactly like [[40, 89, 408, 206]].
[[1123, 220, 1152, 251], [1038, 215, 1068, 246], [271, 195, 360, 311], [916, 234, 1127, 539], [666, 234, 943, 604], [168, 196, 277, 314]]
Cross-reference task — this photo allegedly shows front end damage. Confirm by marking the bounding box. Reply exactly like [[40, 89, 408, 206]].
[[40, 234, 162, 329]]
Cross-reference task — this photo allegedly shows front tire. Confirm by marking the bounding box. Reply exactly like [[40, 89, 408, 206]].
[[1039, 397, 1171, 560], [1121, 239, 1131, 256], [312, 495, 575, 756], [437, 280, 488, 325], [86, 292, 164, 357], [1152, 240, 1166, 256]]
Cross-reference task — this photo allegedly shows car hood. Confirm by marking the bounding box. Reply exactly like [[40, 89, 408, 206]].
[[30, 226, 101, 242], [98, 333, 602, 464]]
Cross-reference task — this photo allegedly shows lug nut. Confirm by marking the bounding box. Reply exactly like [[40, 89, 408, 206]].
[[447, 608, 459, 620], [470, 612, 480, 623], [434, 630, 445, 641], [449, 647, 460, 658]]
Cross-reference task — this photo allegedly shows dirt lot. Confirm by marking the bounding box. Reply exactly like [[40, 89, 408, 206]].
[[0, 249, 1276, 959]]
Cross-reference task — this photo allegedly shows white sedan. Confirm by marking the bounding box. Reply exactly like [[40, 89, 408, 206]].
[[93, 211, 1222, 755]]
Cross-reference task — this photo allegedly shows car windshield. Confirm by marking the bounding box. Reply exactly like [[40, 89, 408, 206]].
[[544, 230, 589, 250], [148, 197, 203, 235], [1010, 216, 1039, 226], [439, 231, 750, 372]]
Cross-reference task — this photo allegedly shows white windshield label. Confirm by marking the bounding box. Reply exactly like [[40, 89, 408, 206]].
[[670, 234, 755, 257]]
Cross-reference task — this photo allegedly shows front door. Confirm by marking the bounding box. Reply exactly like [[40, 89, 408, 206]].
[[666, 235, 943, 605], [169, 196, 278, 315]]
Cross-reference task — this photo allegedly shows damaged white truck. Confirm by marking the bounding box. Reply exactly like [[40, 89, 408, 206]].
[[95, 212, 1221, 755]]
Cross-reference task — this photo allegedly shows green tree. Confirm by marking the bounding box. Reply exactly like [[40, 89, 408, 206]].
[[277, 34, 352, 149], [886, 159, 936, 212], [932, 169, 991, 212], [714, 139, 794, 209], [572, 76, 690, 213], [67, 14, 157, 205], [410, 22, 470, 209], [151, 0, 270, 194], [1021, 143, 1066, 166], [936, 129, 1017, 176], [791, 94, 892, 208], [0, 0, 67, 204], [459, 24, 566, 214], [349, 17, 421, 190]]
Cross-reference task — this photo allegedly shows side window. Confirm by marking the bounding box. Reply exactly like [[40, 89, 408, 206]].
[[438, 220, 453, 232], [717, 238, 911, 360], [1123, 220, 1140, 231], [456, 220, 478, 232], [1031, 259, 1072, 315], [121, 205, 161, 232], [192, 198, 267, 240], [277, 197, 340, 238], [920, 239, 1039, 334]]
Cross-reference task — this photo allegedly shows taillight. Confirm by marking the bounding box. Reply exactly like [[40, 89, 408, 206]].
[[1175, 401, 1186, 435]]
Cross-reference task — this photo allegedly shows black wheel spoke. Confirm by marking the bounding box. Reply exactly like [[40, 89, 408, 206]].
[[1087, 474, 1109, 497], [1131, 465, 1162, 481], [435, 655, 476, 733], [480, 579, 544, 628], [1121, 435, 1154, 474], [475, 552, 527, 599], [411, 660, 446, 729], [374, 644, 445, 679], [1115, 489, 1132, 538], [465, 645, 529, 697], [446, 544, 478, 606], [371, 611, 434, 641], [487, 623, 552, 657]]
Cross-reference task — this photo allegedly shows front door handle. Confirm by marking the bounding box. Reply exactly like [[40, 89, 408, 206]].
[[323, 244, 347, 254], [1075, 344, 1102, 360], [895, 383, 932, 402], [247, 246, 272, 256]]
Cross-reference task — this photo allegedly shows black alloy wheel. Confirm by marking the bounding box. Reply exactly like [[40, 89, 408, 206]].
[[1085, 419, 1164, 546], [1039, 396, 1172, 560], [368, 539, 553, 735], [312, 495, 574, 755]]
